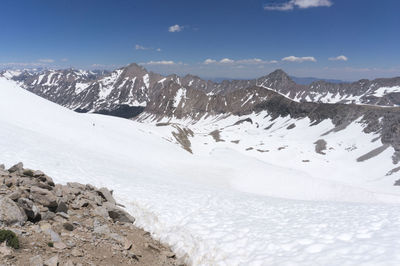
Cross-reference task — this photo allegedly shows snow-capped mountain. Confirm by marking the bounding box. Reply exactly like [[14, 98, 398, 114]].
[[2, 64, 400, 166], [3, 64, 400, 119]]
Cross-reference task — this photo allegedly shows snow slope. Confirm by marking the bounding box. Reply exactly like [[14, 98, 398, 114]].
[[1, 77, 400, 265]]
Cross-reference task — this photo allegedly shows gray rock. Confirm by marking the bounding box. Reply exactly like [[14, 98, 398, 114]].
[[30, 186, 57, 208], [0, 196, 27, 225], [41, 211, 56, 221], [56, 200, 68, 213], [8, 162, 23, 174], [29, 255, 43, 266], [44, 255, 58, 266], [103, 202, 135, 223], [17, 198, 41, 221], [63, 222, 74, 231], [57, 212, 69, 219], [43, 228, 61, 243], [93, 206, 109, 219], [0, 164, 4, 170], [8, 189, 22, 201], [97, 187, 116, 204]]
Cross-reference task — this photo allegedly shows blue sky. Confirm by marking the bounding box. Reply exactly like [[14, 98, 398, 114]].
[[1, 0, 399, 80]]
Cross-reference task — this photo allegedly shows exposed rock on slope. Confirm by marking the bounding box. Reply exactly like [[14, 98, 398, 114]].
[[3, 65, 400, 121], [0, 162, 181, 266]]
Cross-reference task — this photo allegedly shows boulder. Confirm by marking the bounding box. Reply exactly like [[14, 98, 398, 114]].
[[97, 187, 116, 204], [103, 202, 135, 223], [8, 162, 23, 174], [0, 164, 4, 170], [17, 198, 41, 222], [0, 197, 27, 225], [55, 200, 68, 213], [29, 186, 57, 208]]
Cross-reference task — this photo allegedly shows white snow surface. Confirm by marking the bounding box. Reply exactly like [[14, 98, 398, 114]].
[[373, 86, 400, 97], [1, 77, 400, 265]]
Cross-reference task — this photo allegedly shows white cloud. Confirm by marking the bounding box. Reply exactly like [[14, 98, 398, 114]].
[[61, 58, 68, 62], [220, 58, 235, 64], [135, 44, 162, 52], [38, 59, 55, 63], [282, 56, 317, 63], [135, 44, 149, 50], [329, 55, 348, 61], [203, 58, 278, 65], [168, 24, 184, 33], [204, 59, 217, 64], [264, 0, 333, 11], [141, 61, 178, 65]]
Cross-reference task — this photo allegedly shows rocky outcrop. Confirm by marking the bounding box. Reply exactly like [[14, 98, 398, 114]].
[[0, 162, 181, 266]]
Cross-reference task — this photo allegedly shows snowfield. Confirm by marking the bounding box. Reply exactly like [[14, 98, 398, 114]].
[[1, 77, 400, 265]]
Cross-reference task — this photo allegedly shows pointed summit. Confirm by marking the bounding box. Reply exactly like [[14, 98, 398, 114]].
[[266, 69, 293, 83], [122, 63, 149, 77]]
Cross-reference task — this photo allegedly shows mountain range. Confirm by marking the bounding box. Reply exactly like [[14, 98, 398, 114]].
[[2, 63, 400, 166]]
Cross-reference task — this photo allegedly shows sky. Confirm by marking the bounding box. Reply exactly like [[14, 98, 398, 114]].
[[0, 0, 399, 81]]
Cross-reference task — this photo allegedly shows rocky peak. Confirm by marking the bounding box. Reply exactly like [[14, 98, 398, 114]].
[[121, 63, 149, 78]]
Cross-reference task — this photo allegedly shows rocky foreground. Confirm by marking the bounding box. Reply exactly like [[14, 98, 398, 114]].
[[0, 162, 182, 266]]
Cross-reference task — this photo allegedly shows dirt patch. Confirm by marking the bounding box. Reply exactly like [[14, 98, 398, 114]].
[[256, 149, 269, 153], [209, 130, 224, 142], [246, 147, 254, 151], [357, 144, 390, 162], [314, 139, 327, 155], [278, 146, 287, 151], [231, 140, 240, 144], [172, 125, 194, 153]]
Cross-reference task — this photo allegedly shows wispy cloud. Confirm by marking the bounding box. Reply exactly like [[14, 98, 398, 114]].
[[329, 55, 348, 61], [203, 58, 278, 65], [0, 62, 45, 67], [168, 24, 184, 32], [61, 58, 68, 62], [135, 44, 162, 52], [38, 59, 55, 63], [140, 60, 180, 65], [264, 0, 333, 11], [282, 56, 317, 63]]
